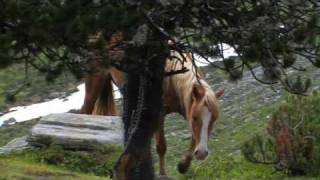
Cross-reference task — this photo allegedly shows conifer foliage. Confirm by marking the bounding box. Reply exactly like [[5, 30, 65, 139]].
[[242, 92, 320, 176]]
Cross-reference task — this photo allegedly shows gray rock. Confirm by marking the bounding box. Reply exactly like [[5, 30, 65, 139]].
[[48, 92, 66, 99], [27, 113, 123, 150], [2, 117, 17, 126], [0, 136, 31, 154]]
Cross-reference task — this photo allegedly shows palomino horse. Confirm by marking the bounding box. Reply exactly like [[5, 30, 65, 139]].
[[81, 51, 224, 175]]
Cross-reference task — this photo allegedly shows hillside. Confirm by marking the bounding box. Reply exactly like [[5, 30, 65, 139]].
[[0, 62, 319, 179], [160, 62, 320, 179], [0, 64, 79, 112]]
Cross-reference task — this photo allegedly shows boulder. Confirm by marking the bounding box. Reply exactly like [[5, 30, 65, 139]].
[[0, 136, 31, 154], [27, 113, 123, 150]]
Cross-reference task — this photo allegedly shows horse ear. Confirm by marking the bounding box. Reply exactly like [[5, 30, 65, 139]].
[[192, 84, 205, 102], [215, 89, 224, 98]]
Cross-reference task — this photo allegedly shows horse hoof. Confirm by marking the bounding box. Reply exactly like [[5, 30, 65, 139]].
[[177, 161, 190, 174], [156, 175, 175, 180]]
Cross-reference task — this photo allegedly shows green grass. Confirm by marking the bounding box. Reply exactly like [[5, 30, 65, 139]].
[[0, 93, 317, 179], [159, 100, 285, 179], [0, 155, 108, 180], [0, 144, 121, 180], [1, 61, 320, 179], [178, 154, 284, 180]]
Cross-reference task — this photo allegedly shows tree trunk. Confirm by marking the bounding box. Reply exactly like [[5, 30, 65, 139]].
[[113, 41, 168, 180]]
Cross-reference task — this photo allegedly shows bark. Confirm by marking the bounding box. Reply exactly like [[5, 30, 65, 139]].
[[113, 42, 167, 180]]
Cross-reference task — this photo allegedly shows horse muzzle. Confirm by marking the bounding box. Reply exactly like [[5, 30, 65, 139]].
[[194, 148, 208, 160]]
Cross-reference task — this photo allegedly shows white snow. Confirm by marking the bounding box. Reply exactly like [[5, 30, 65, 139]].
[[0, 84, 122, 126], [193, 43, 237, 66]]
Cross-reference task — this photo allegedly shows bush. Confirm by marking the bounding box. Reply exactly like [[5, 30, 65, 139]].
[[36, 145, 122, 177], [241, 92, 320, 176]]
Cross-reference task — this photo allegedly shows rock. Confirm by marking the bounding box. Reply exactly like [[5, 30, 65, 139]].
[[27, 113, 123, 150], [30, 95, 42, 103], [68, 109, 81, 114], [0, 136, 31, 154], [2, 117, 17, 126], [48, 92, 64, 99]]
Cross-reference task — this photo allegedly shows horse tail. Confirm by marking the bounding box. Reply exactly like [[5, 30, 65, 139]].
[[93, 74, 117, 116]]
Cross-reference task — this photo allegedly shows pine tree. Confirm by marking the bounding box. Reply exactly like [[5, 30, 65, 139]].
[[1, 0, 320, 179]]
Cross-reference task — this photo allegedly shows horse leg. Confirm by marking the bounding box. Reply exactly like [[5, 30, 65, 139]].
[[177, 137, 196, 174], [80, 72, 105, 114], [155, 115, 167, 176]]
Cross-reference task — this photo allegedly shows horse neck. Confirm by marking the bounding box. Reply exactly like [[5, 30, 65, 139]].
[[164, 60, 198, 116]]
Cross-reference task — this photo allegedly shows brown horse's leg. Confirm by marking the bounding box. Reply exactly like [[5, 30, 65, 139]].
[[155, 116, 167, 176], [177, 137, 196, 174], [80, 72, 105, 114]]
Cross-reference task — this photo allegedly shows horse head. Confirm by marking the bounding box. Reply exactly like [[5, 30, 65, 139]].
[[188, 83, 224, 160]]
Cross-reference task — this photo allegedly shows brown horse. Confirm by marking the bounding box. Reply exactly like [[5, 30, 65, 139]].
[[81, 51, 224, 176]]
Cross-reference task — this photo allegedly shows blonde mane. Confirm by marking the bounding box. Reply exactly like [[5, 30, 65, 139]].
[[164, 51, 219, 120]]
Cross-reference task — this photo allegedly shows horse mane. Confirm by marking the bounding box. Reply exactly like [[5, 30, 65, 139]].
[[201, 80, 220, 120], [89, 50, 220, 120], [165, 51, 220, 120]]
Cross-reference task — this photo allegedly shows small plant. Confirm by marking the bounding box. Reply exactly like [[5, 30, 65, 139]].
[[36, 145, 122, 177], [241, 134, 277, 165], [242, 92, 320, 176]]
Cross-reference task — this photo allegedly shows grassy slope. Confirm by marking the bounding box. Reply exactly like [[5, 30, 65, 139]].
[[0, 143, 120, 179], [0, 120, 119, 179], [152, 66, 279, 178], [0, 63, 319, 179], [0, 155, 108, 180], [161, 102, 284, 179], [0, 99, 311, 180], [159, 64, 320, 179]]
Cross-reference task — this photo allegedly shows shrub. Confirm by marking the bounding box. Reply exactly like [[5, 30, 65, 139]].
[[36, 145, 122, 177], [241, 92, 320, 176]]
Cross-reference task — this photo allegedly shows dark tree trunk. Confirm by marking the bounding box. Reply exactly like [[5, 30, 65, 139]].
[[113, 40, 168, 180]]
